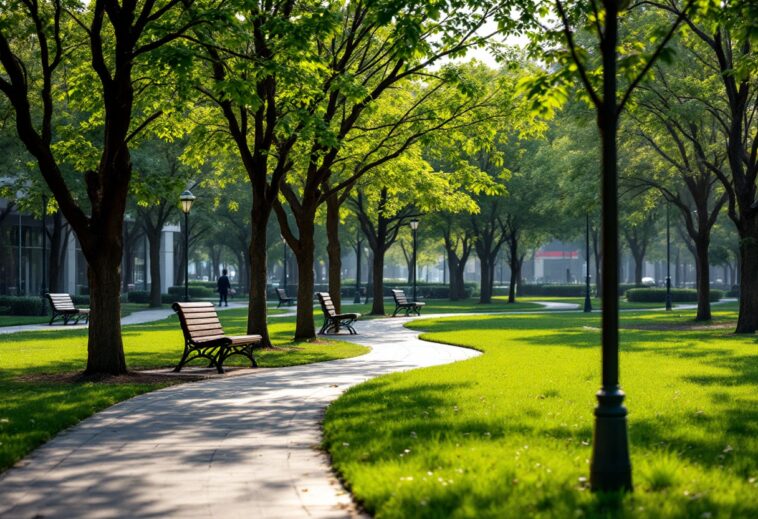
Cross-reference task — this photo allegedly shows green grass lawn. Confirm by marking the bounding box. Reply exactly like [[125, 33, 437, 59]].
[[323, 307, 758, 518], [0, 308, 368, 472]]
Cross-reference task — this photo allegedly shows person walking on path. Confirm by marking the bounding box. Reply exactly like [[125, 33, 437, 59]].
[[217, 269, 231, 307]]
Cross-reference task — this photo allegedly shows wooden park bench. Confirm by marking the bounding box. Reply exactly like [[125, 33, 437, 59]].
[[172, 302, 261, 374], [276, 288, 296, 308], [316, 292, 360, 335], [391, 289, 425, 316], [45, 293, 90, 325]]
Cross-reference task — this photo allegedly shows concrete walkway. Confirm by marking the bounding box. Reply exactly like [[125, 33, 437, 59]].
[[0, 316, 479, 518]]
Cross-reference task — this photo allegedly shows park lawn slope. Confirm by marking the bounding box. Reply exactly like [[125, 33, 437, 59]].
[[0, 308, 368, 472], [323, 308, 758, 518]]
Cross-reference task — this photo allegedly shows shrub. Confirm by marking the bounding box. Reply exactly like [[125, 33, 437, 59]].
[[0, 296, 48, 316], [168, 285, 214, 298], [71, 295, 90, 306], [626, 288, 723, 303], [128, 291, 183, 304], [518, 284, 589, 297]]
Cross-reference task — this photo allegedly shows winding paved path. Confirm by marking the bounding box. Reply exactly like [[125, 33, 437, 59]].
[[0, 316, 479, 518]]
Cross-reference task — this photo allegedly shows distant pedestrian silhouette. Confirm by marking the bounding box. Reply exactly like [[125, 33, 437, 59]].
[[217, 269, 231, 307]]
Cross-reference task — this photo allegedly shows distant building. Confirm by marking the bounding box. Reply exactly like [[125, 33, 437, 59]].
[[0, 199, 177, 296]]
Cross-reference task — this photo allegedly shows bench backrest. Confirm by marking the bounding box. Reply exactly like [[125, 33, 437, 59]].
[[276, 288, 289, 300], [316, 292, 337, 318], [46, 293, 76, 311], [172, 302, 225, 344], [392, 289, 409, 304]]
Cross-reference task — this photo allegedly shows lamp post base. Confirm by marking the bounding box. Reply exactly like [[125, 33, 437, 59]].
[[590, 386, 633, 492]]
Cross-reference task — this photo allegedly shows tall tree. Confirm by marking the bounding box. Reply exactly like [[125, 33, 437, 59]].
[[0, 0, 203, 374], [646, 0, 757, 332]]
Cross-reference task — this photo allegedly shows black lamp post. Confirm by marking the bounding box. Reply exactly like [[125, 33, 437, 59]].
[[41, 195, 48, 295], [665, 205, 672, 311], [354, 234, 363, 304], [584, 213, 592, 313], [179, 190, 195, 302], [590, 146, 632, 493], [281, 236, 288, 290], [410, 218, 419, 302]]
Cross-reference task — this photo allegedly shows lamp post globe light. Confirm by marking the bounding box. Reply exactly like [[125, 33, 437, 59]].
[[584, 213, 592, 313], [179, 190, 196, 303], [409, 218, 420, 302]]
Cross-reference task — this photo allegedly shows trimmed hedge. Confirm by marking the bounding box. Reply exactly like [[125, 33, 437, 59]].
[[0, 296, 48, 316], [127, 291, 184, 304], [168, 285, 214, 298], [626, 288, 723, 303], [518, 284, 588, 297]]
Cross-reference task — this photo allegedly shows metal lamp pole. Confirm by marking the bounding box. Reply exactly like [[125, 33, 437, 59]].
[[179, 190, 195, 302], [584, 213, 592, 313], [665, 205, 672, 311], [410, 218, 419, 302]]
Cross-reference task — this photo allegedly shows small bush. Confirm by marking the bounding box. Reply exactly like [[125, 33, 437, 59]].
[[519, 284, 589, 297], [167, 285, 214, 298], [128, 291, 182, 304], [0, 296, 47, 316], [71, 295, 90, 306], [626, 288, 723, 303]]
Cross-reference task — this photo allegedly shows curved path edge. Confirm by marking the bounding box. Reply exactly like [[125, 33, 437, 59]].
[[0, 316, 479, 518]]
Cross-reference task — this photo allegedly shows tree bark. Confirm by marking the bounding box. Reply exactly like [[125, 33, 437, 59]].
[[292, 217, 316, 339], [325, 193, 342, 313], [371, 247, 385, 315], [247, 207, 272, 347], [736, 218, 758, 333], [479, 253, 494, 304], [693, 236, 712, 321], [47, 211, 69, 293], [85, 245, 126, 374], [507, 235, 520, 303]]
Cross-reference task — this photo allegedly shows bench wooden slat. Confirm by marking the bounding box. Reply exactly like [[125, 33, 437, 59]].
[[187, 328, 226, 339], [186, 323, 224, 332]]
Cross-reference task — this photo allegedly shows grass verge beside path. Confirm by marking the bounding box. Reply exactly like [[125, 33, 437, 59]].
[[0, 308, 368, 472], [323, 307, 758, 518]]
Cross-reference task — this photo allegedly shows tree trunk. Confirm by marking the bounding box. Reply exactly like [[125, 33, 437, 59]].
[[735, 218, 758, 333], [247, 208, 272, 347], [292, 217, 316, 339], [370, 248, 385, 314], [146, 226, 162, 308], [632, 252, 644, 286], [85, 252, 126, 375], [326, 194, 342, 313], [479, 253, 493, 304], [48, 211, 68, 293], [693, 237, 711, 321]]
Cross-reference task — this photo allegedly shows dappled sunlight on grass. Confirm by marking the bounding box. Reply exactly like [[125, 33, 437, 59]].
[[323, 307, 758, 518]]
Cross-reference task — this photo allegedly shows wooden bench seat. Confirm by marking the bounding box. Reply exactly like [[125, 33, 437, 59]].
[[172, 302, 261, 374], [276, 288, 296, 308], [391, 289, 425, 316], [316, 292, 360, 335], [45, 293, 90, 325]]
